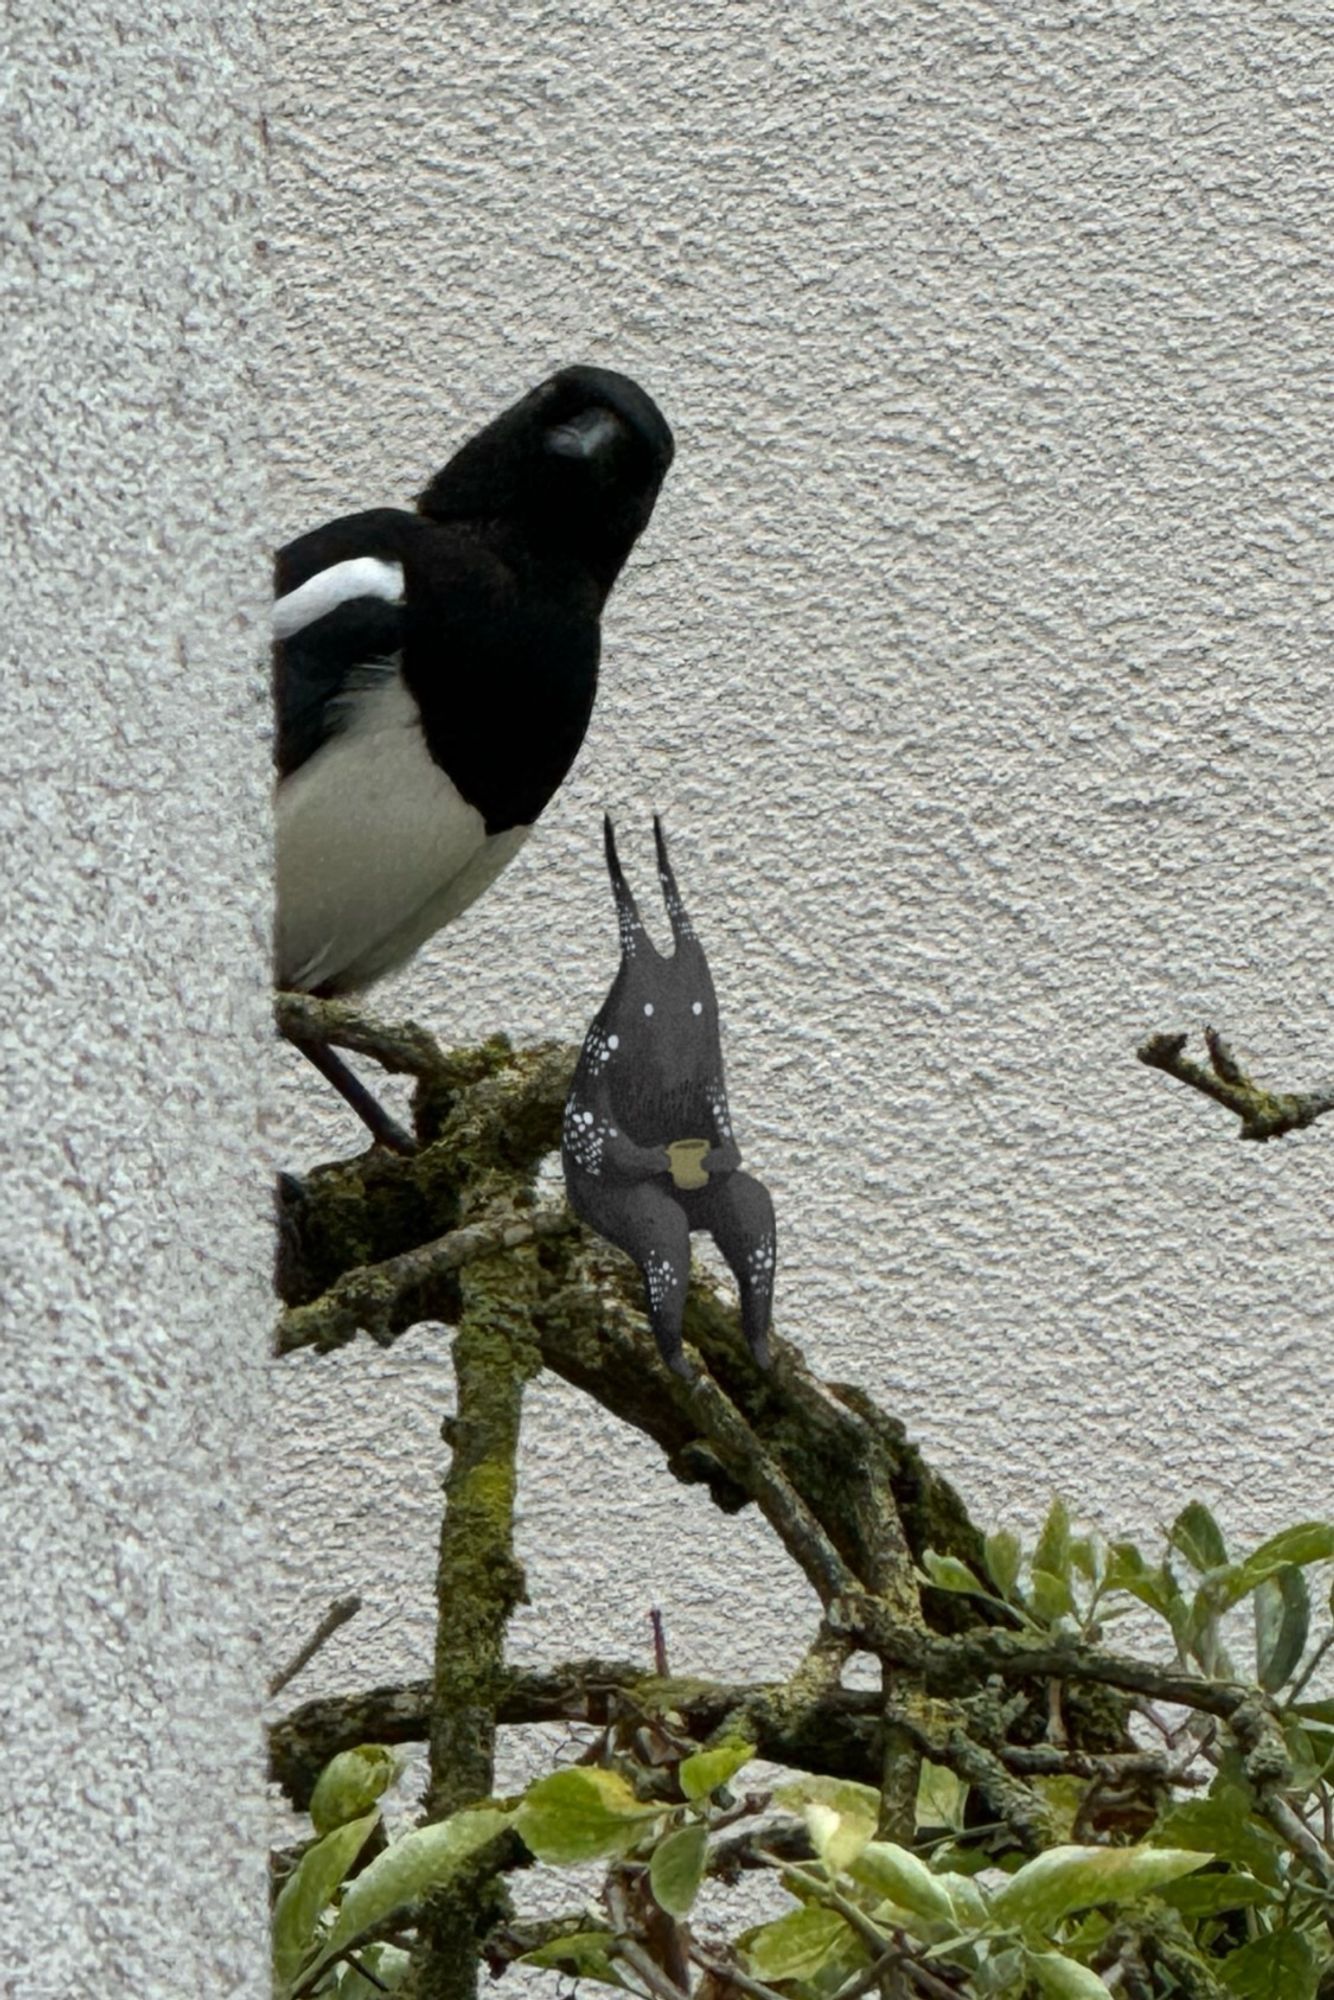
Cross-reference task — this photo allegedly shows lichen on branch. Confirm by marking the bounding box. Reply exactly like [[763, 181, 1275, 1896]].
[[1138, 1026, 1334, 1141]]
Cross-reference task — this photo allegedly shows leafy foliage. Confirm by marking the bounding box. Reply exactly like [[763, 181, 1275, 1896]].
[[274, 1492, 1333, 1997]]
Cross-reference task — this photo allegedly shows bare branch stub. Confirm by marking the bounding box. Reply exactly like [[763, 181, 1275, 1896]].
[[1138, 1027, 1334, 1141], [268, 1592, 362, 1699]]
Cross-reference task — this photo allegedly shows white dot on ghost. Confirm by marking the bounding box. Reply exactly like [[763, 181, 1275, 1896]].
[[608, 1034, 619, 1049], [643, 1003, 654, 1017], [692, 1001, 702, 1015]]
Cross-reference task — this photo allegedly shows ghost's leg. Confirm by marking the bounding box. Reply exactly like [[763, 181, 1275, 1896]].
[[704, 1172, 777, 1369], [584, 1183, 695, 1378]]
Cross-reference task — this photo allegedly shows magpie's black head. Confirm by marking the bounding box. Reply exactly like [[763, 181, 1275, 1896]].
[[417, 365, 674, 593]]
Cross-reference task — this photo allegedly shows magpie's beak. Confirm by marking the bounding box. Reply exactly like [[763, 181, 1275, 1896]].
[[544, 406, 625, 462]]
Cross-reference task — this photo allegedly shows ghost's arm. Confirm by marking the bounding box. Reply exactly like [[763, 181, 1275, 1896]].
[[703, 1076, 742, 1175], [603, 1131, 673, 1181], [564, 1071, 670, 1184]]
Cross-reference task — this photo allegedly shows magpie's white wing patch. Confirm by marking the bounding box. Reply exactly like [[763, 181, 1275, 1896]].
[[273, 556, 405, 640], [275, 672, 530, 994]]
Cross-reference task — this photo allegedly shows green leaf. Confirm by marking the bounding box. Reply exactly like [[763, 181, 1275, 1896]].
[[1157, 1871, 1275, 1918], [742, 1905, 861, 1981], [774, 1773, 880, 1880], [850, 1841, 954, 1925], [920, 1549, 991, 1597], [937, 1870, 989, 1927], [1105, 1544, 1190, 1649], [1219, 1927, 1319, 2000], [1029, 1952, 1115, 1999], [986, 1529, 1023, 1597], [1034, 1498, 1072, 1581], [970, 1946, 1026, 1996], [1156, 1779, 1283, 1888], [1195, 1523, 1334, 1623], [323, 1806, 510, 1958], [650, 1822, 707, 1917], [1069, 1535, 1106, 1587], [272, 1811, 380, 1990], [1170, 1502, 1229, 1574], [990, 1844, 1209, 1931], [310, 1746, 404, 1835], [1035, 1776, 1090, 1844], [334, 1943, 412, 1996], [1294, 1698, 1334, 1726], [516, 1768, 659, 1864], [773, 1774, 882, 1832], [1254, 1566, 1310, 1692], [679, 1739, 756, 1802], [916, 1759, 967, 1832], [1246, 1520, 1334, 1572], [1030, 1568, 1076, 1624], [1185, 1588, 1234, 1678], [1281, 1714, 1329, 1789], [520, 1931, 627, 1985], [804, 1801, 873, 1875]]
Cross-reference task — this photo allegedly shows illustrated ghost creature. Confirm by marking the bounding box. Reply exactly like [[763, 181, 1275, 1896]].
[[562, 818, 777, 1377]]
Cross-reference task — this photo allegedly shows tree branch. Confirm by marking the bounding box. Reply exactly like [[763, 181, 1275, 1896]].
[[1138, 1028, 1334, 1142], [844, 1598, 1252, 1721], [411, 1242, 543, 2000], [269, 1659, 883, 1811]]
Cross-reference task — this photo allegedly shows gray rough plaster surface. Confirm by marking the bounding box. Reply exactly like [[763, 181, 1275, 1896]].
[[3, 0, 271, 1988], [264, 0, 1331, 1939]]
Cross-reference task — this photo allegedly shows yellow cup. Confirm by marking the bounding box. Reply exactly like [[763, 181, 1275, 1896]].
[[667, 1138, 710, 1190]]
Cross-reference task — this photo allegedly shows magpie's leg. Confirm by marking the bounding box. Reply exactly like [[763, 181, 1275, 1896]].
[[281, 1025, 417, 1155], [703, 1171, 777, 1369]]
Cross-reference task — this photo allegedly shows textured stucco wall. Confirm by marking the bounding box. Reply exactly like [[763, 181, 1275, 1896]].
[[265, 0, 1330, 1824], [3, 0, 271, 1988]]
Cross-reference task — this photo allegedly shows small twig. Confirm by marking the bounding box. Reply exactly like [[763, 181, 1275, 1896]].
[[1138, 1028, 1334, 1142], [1257, 1791, 1334, 1887], [687, 1940, 800, 2000], [825, 1945, 908, 2000], [268, 1593, 362, 1698], [344, 1950, 391, 1992], [650, 1608, 670, 1676], [611, 1938, 693, 2000], [760, 1856, 890, 1958], [1286, 1632, 1334, 1708], [898, 1955, 968, 2000]]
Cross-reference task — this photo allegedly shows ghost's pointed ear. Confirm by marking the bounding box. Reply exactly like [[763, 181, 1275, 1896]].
[[604, 814, 649, 956], [653, 815, 696, 946]]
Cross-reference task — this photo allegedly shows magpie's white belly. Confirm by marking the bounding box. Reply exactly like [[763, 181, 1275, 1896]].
[[275, 673, 530, 994]]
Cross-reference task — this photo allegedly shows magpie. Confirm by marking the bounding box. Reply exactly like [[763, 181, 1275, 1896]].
[[273, 364, 675, 1149]]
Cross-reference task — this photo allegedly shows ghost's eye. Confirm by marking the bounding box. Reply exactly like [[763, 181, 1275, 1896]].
[[691, 1001, 703, 1016], [643, 1003, 654, 1017]]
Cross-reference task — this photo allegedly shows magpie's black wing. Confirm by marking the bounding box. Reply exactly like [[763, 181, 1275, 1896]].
[[275, 598, 406, 777], [275, 508, 414, 595], [273, 510, 420, 778]]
